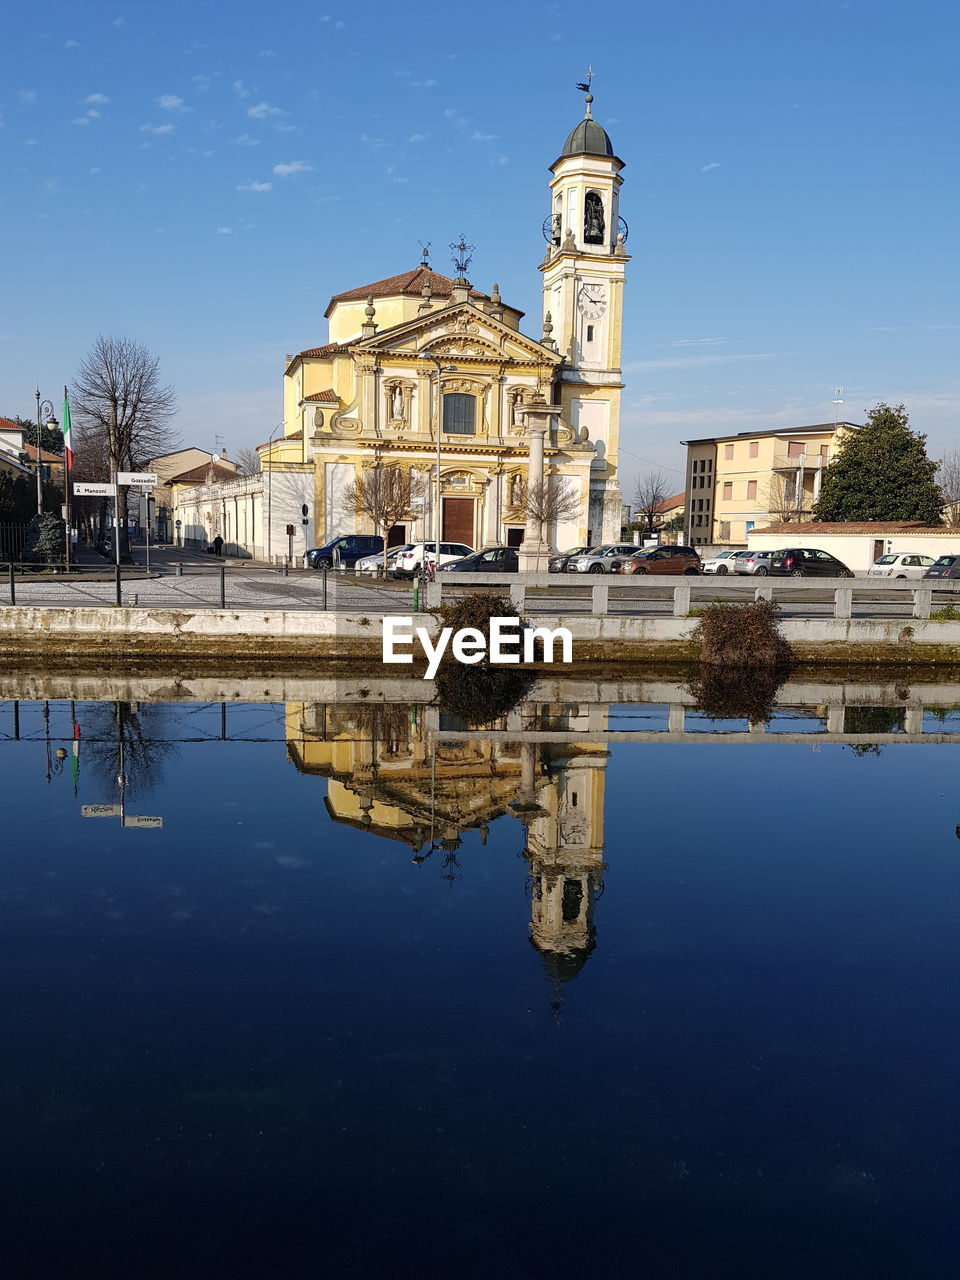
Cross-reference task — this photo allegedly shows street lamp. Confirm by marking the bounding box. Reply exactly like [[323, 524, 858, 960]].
[[418, 356, 457, 563], [34, 389, 59, 516], [264, 421, 285, 564]]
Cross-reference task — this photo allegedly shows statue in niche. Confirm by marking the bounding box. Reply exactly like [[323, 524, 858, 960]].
[[509, 474, 523, 508], [391, 386, 404, 420], [584, 191, 605, 245]]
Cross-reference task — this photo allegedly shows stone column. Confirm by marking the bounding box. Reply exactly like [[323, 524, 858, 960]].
[[517, 395, 561, 573]]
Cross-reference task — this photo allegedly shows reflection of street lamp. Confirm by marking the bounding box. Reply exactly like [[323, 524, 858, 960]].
[[33, 389, 59, 516], [264, 421, 284, 564], [418, 357, 457, 561]]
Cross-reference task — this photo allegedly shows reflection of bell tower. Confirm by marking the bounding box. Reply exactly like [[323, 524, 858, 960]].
[[524, 744, 608, 999]]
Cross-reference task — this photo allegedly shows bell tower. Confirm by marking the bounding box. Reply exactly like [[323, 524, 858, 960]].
[[540, 74, 629, 543]]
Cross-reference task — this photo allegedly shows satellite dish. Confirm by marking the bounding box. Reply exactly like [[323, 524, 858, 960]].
[[212, 453, 221, 463]]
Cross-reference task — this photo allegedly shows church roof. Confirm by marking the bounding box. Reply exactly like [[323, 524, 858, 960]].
[[302, 389, 339, 403], [326, 266, 489, 313], [560, 116, 615, 159]]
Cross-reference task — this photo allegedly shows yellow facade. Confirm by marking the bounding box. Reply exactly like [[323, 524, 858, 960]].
[[684, 422, 859, 546], [263, 92, 629, 554]]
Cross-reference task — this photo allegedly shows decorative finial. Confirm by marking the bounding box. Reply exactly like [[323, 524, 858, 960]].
[[541, 311, 555, 350], [418, 240, 431, 268], [491, 282, 501, 305], [361, 296, 377, 337], [418, 279, 433, 313], [450, 234, 475, 280], [365, 296, 375, 320], [614, 231, 626, 256], [575, 65, 595, 119]]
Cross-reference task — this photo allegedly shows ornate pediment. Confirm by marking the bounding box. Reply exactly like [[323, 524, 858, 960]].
[[355, 301, 562, 366]]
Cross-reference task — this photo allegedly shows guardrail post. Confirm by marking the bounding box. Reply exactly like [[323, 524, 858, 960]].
[[424, 578, 441, 610], [509, 582, 526, 614], [673, 583, 691, 617], [834, 587, 852, 619], [8, 563, 15, 606], [219, 565, 226, 608], [913, 588, 932, 620], [667, 704, 685, 734], [175, 562, 183, 577], [591, 580, 609, 614], [115, 564, 122, 607], [754, 583, 773, 602]]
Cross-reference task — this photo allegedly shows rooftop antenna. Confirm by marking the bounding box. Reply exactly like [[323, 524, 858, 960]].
[[575, 65, 595, 118], [832, 385, 844, 427]]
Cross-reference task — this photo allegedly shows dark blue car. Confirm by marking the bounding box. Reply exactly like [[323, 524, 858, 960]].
[[305, 534, 383, 570]]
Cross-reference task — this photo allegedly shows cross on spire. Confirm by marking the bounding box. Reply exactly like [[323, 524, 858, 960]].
[[575, 66, 595, 118]]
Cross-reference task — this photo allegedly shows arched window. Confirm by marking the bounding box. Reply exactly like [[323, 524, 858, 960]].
[[443, 393, 476, 435], [584, 191, 605, 245]]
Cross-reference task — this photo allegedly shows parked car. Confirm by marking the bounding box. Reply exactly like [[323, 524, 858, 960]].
[[567, 544, 641, 574], [356, 544, 414, 576], [769, 548, 854, 577], [702, 550, 743, 575], [305, 534, 383, 570], [392, 541, 474, 578], [610, 545, 701, 575], [734, 550, 776, 576], [923, 555, 960, 580], [548, 546, 595, 573], [868, 553, 935, 579], [439, 546, 519, 573]]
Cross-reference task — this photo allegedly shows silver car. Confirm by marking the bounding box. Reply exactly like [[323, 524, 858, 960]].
[[734, 550, 776, 576], [567, 543, 641, 573]]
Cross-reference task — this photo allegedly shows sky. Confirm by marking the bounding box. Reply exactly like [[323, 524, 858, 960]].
[[2, 0, 957, 490]]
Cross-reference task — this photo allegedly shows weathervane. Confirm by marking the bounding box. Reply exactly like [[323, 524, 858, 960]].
[[418, 240, 431, 267], [450, 235, 475, 279], [575, 65, 595, 117]]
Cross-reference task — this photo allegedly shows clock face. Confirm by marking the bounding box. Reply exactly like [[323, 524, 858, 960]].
[[577, 283, 607, 320]]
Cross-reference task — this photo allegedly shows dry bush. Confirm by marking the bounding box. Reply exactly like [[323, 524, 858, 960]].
[[691, 599, 793, 667], [433, 590, 532, 725], [687, 663, 792, 725]]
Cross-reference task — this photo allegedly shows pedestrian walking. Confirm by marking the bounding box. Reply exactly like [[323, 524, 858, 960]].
[[213, 535, 224, 557]]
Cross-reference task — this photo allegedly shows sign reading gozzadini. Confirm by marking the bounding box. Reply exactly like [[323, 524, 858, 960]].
[[383, 616, 573, 680]]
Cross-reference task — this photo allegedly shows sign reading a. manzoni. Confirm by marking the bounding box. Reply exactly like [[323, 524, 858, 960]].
[[382, 616, 573, 680]]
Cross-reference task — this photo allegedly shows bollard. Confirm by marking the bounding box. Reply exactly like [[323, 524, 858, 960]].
[[115, 564, 122, 607], [8, 563, 15, 606], [413, 581, 419, 612], [175, 562, 183, 577], [219, 565, 226, 608], [591, 580, 609, 615], [672, 583, 691, 618], [913, 588, 932, 620], [509, 583, 526, 614], [833, 587, 853, 619], [282, 562, 289, 578], [754, 583, 773, 602]]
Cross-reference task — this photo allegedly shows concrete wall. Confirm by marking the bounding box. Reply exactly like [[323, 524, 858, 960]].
[[746, 529, 960, 572]]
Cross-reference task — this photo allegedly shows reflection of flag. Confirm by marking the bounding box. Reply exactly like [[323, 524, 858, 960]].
[[62, 393, 74, 470], [72, 720, 80, 796]]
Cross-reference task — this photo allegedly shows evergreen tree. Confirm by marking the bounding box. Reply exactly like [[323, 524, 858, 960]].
[[813, 403, 943, 524]]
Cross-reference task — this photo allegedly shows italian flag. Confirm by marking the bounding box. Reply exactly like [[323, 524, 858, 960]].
[[62, 391, 74, 470]]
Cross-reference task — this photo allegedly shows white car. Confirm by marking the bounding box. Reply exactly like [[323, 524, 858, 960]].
[[356, 544, 414, 576], [867, 553, 935, 579], [392, 541, 475, 578], [702, 550, 745, 575]]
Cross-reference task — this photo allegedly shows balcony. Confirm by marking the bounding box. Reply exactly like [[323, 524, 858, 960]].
[[772, 453, 827, 471]]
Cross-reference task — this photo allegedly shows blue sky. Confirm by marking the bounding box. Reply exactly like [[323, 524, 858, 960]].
[[2, 0, 957, 487]]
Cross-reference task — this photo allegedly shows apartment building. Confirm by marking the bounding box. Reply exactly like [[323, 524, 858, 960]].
[[681, 421, 860, 546]]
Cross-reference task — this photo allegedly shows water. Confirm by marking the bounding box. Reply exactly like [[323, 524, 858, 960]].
[[2, 682, 960, 1278]]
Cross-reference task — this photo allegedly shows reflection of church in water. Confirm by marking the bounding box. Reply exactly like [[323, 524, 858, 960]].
[[287, 700, 608, 993]]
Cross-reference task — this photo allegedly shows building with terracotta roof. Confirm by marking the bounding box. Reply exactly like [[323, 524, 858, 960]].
[[257, 86, 629, 563]]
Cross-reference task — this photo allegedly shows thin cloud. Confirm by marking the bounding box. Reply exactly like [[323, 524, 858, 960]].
[[407, 133, 428, 142], [626, 352, 777, 372], [701, 161, 721, 173], [660, 337, 727, 348], [71, 117, 92, 126], [216, 226, 233, 234], [83, 93, 110, 105], [237, 180, 272, 191], [158, 94, 188, 112], [19, 90, 38, 106], [273, 161, 312, 176], [233, 80, 250, 98], [233, 133, 259, 146], [64, 39, 80, 48], [140, 123, 175, 134], [247, 102, 285, 119]]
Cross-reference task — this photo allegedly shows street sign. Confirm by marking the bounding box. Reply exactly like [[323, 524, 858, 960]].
[[73, 482, 117, 497], [123, 816, 164, 829], [81, 804, 122, 817], [117, 472, 158, 487]]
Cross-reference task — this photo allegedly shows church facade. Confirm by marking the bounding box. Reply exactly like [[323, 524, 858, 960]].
[[263, 89, 629, 562]]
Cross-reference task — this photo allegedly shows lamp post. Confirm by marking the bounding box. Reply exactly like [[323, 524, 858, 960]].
[[33, 389, 58, 517], [418, 356, 457, 562], [264, 421, 284, 564]]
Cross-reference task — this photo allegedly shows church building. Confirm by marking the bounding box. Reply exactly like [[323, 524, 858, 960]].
[[262, 85, 629, 564]]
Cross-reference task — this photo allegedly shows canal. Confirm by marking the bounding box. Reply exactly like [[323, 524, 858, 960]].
[[2, 677, 959, 1278]]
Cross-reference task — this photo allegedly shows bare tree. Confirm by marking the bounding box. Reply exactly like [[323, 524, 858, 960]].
[[765, 473, 800, 524], [938, 450, 960, 525], [519, 476, 582, 547], [72, 335, 177, 561], [340, 464, 426, 575], [632, 471, 669, 536], [234, 446, 261, 476]]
